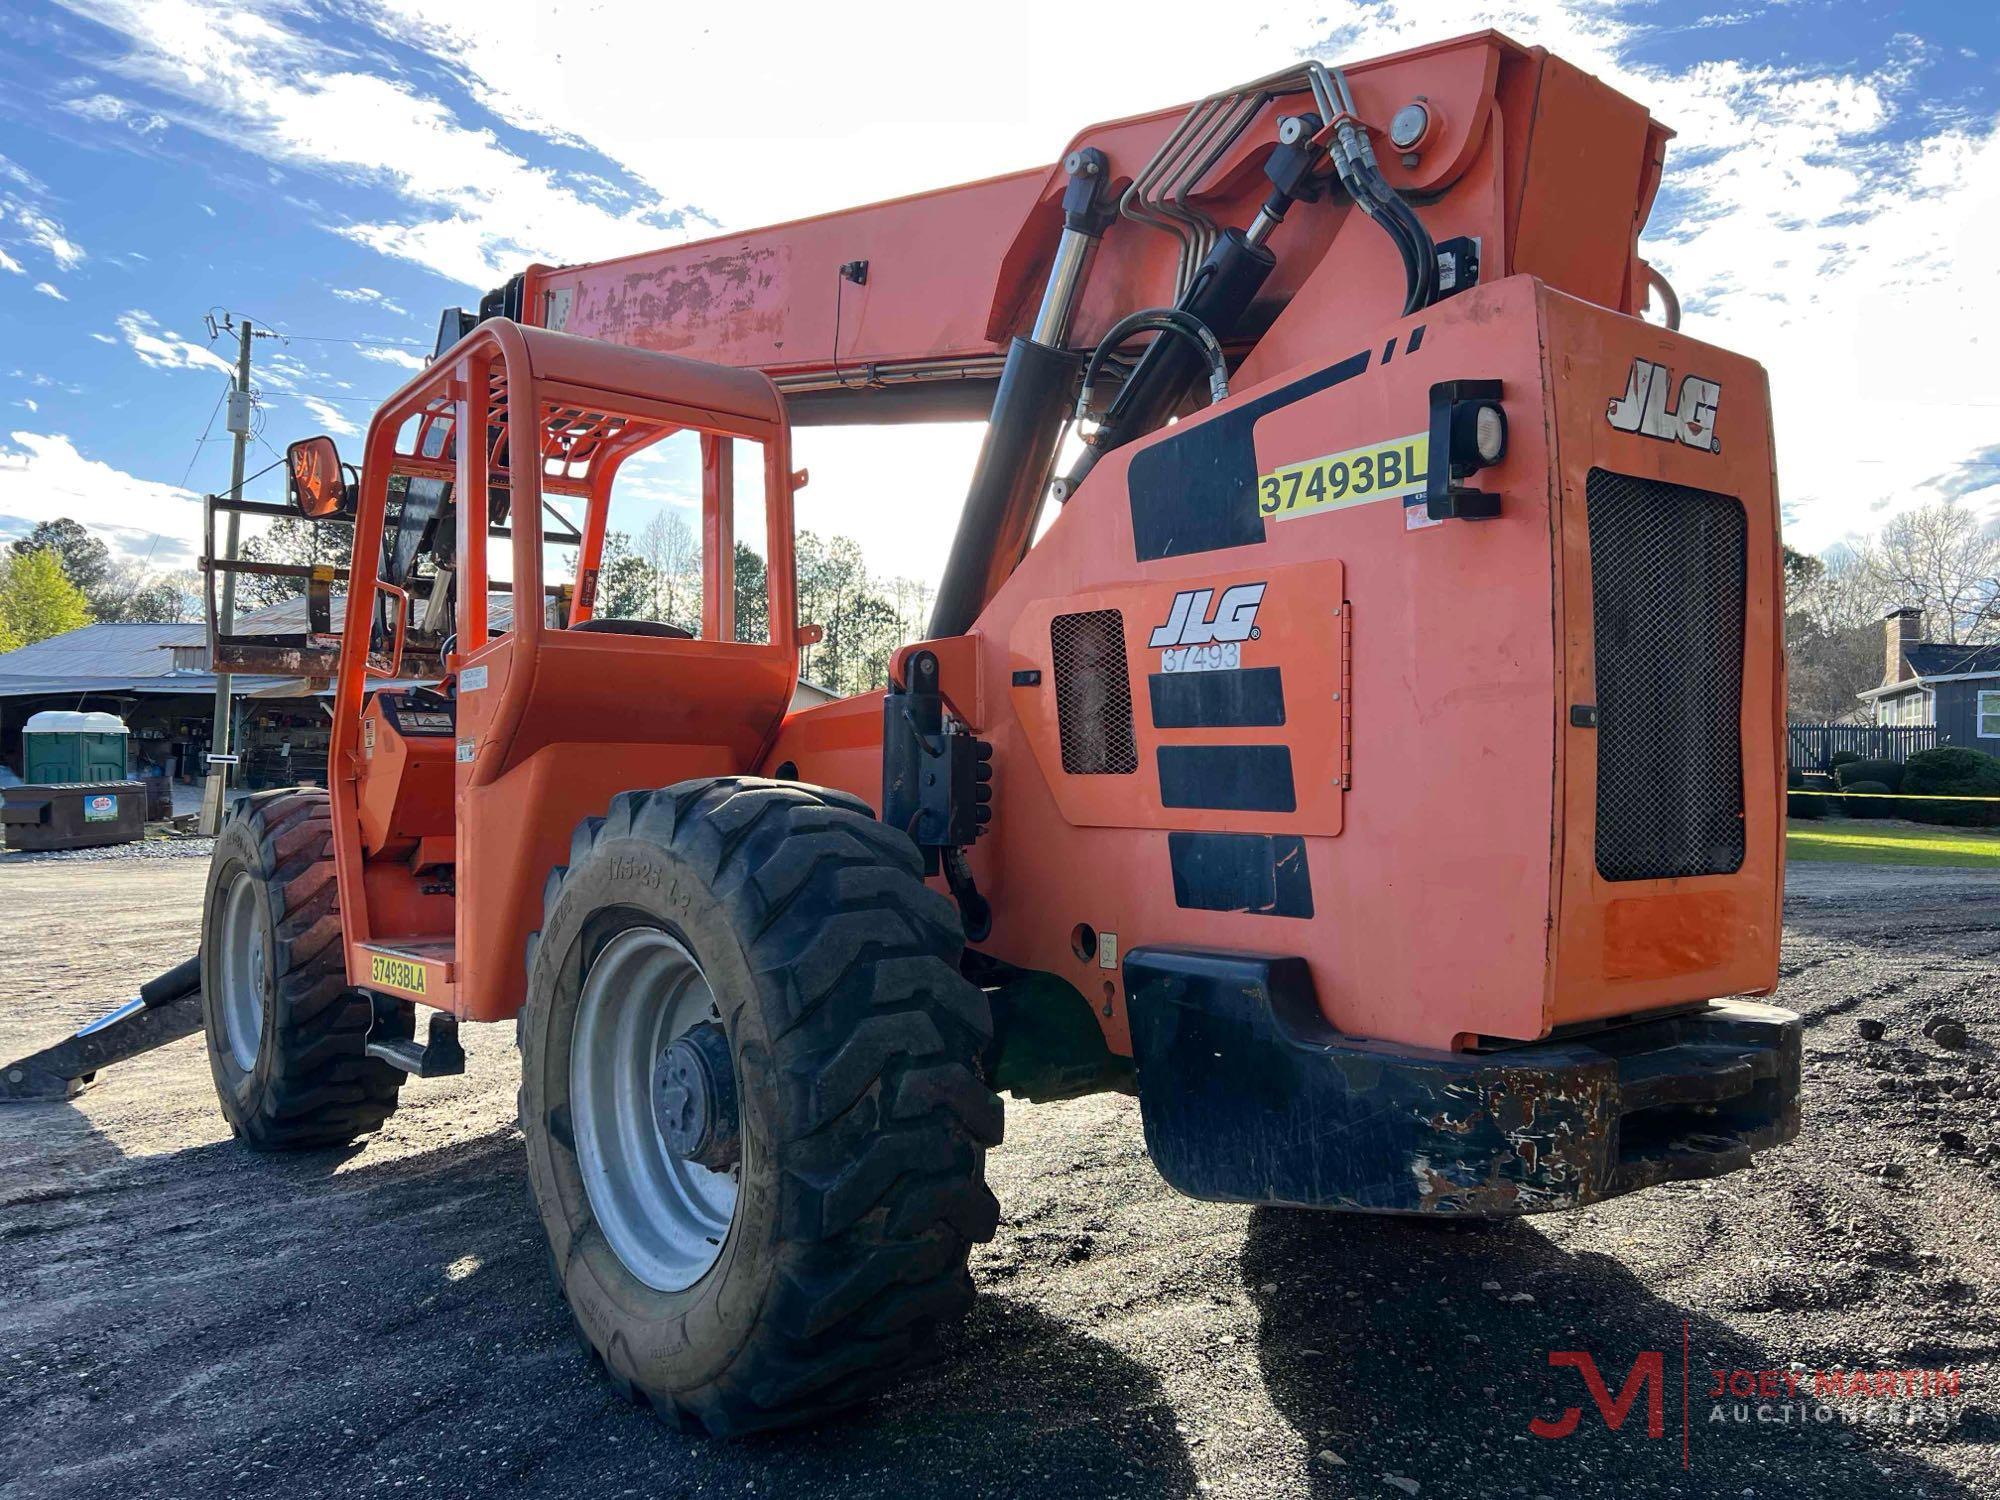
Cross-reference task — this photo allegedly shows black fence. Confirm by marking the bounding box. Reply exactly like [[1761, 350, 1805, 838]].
[[1788, 722, 1938, 772]]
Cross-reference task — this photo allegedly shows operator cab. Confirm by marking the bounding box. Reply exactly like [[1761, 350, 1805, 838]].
[[266, 322, 801, 1031]]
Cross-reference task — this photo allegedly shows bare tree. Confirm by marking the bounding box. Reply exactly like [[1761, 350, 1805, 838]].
[[1786, 543, 1891, 721], [636, 511, 701, 633], [1867, 499, 2000, 644], [884, 575, 935, 643], [98, 565, 201, 623]]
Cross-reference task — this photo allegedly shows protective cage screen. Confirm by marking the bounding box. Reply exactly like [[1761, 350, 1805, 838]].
[[1587, 468, 1748, 882], [1051, 609, 1139, 775]]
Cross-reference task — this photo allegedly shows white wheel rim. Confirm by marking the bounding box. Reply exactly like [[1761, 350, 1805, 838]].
[[218, 870, 268, 1073], [570, 926, 738, 1292]]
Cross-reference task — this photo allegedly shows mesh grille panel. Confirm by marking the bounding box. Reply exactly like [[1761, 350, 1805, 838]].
[[1052, 609, 1138, 775], [1588, 468, 1747, 881]]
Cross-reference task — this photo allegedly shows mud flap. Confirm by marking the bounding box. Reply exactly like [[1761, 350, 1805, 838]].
[[1123, 947, 1800, 1215]]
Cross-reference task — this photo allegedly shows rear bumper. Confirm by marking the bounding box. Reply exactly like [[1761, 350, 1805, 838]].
[[1124, 948, 1800, 1215]]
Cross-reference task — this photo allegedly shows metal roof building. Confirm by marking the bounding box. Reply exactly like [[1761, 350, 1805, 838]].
[[0, 622, 310, 791], [0, 621, 300, 699], [0, 621, 207, 696]]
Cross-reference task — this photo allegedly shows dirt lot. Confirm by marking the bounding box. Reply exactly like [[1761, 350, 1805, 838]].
[[2, 855, 1997, 1499]]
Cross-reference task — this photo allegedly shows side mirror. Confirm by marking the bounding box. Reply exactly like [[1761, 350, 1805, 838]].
[[286, 435, 354, 520]]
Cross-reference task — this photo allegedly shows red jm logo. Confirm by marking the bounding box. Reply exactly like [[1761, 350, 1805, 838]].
[[1530, 1350, 1666, 1440]]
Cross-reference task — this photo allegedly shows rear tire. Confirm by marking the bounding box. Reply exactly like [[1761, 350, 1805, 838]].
[[521, 777, 1002, 1435], [200, 787, 405, 1150]]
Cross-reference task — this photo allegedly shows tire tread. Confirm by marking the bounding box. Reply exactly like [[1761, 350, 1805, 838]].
[[202, 786, 403, 1151], [525, 775, 1000, 1435]]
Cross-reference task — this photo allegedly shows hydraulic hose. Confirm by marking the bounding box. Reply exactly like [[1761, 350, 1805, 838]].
[[1075, 307, 1230, 429], [1060, 225, 1275, 493], [1327, 68, 1436, 315]]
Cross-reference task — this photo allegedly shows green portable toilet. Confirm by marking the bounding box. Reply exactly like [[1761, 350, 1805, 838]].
[[22, 710, 130, 783]]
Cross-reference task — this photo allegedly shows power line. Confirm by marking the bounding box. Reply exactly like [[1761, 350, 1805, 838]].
[[175, 376, 231, 490], [206, 305, 428, 351], [277, 332, 429, 349]]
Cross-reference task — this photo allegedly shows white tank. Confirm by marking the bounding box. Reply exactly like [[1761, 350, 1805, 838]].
[[22, 710, 129, 735]]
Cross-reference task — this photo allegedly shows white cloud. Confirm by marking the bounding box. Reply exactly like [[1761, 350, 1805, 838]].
[[371, 1, 1072, 222], [0, 431, 199, 564], [0, 249, 20, 275], [12, 370, 83, 396], [360, 0, 2000, 556], [256, 348, 315, 393], [88, 331, 116, 344], [299, 395, 360, 435], [0, 154, 43, 192], [332, 285, 408, 315], [1242, 5, 2000, 553], [115, 309, 234, 375], [64, 0, 708, 286], [65, 93, 128, 124], [58, 0, 2000, 558], [16, 398, 37, 412], [62, 92, 168, 135], [33, 281, 66, 301], [356, 345, 425, 370], [0, 193, 84, 270]]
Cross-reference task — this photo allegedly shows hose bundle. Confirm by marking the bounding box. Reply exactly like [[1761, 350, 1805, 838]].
[[1315, 68, 1438, 316]]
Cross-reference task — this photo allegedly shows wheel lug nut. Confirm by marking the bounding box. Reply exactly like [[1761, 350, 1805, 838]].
[[652, 1021, 739, 1173]]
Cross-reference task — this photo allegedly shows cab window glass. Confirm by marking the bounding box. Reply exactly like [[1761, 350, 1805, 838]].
[[597, 430, 705, 633], [729, 437, 772, 645]]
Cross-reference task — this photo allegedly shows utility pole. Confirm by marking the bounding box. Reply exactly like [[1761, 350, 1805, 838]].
[[198, 317, 256, 836]]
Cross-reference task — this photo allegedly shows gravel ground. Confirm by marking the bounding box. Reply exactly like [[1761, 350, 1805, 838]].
[[1, 859, 1996, 1499], [0, 836, 214, 865]]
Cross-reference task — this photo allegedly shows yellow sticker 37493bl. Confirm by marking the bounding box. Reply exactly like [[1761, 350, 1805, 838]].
[[369, 953, 428, 996], [1258, 430, 1429, 520]]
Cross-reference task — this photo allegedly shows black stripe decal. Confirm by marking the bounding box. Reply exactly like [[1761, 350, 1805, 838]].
[[1126, 349, 1371, 562], [1148, 667, 1286, 728], [1157, 745, 1296, 812], [1168, 831, 1313, 918]]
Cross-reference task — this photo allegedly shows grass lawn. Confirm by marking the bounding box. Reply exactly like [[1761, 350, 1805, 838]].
[[1787, 817, 2000, 869]]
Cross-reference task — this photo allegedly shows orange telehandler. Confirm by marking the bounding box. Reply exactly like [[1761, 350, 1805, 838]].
[[2, 31, 1799, 1434]]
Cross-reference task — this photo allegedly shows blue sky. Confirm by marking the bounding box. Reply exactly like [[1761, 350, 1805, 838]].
[[0, 0, 1994, 580]]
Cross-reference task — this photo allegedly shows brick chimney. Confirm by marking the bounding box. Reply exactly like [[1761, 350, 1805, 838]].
[[1884, 606, 1923, 685]]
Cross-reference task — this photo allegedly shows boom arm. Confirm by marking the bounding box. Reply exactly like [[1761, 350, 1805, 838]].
[[491, 32, 1667, 423], [462, 30, 1673, 632]]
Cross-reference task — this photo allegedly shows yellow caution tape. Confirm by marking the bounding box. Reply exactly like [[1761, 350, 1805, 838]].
[[1787, 789, 2000, 802]]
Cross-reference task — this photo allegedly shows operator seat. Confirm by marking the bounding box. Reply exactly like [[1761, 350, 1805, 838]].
[[567, 618, 695, 640]]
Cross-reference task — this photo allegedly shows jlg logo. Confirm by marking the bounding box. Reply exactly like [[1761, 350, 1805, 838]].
[[1607, 359, 1721, 452], [1149, 584, 1266, 648]]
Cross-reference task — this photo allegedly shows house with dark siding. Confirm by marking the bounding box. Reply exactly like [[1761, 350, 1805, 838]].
[[1858, 607, 2000, 746]]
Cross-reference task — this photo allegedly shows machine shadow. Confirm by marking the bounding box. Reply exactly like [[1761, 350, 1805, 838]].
[[1239, 1206, 1977, 1499], [0, 1091, 143, 1187], [4, 1120, 1196, 1500], [295, 1130, 1200, 1497], [757, 1294, 1202, 1497]]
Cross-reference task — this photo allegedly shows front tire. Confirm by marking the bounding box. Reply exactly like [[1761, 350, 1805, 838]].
[[200, 787, 405, 1150], [521, 778, 1002, 1435]]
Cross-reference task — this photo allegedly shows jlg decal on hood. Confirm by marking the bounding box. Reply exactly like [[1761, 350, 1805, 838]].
[[1151, 582, 1266, 675], [1608, 358, 1720, 452], [1150, 584, 1265, 648]]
